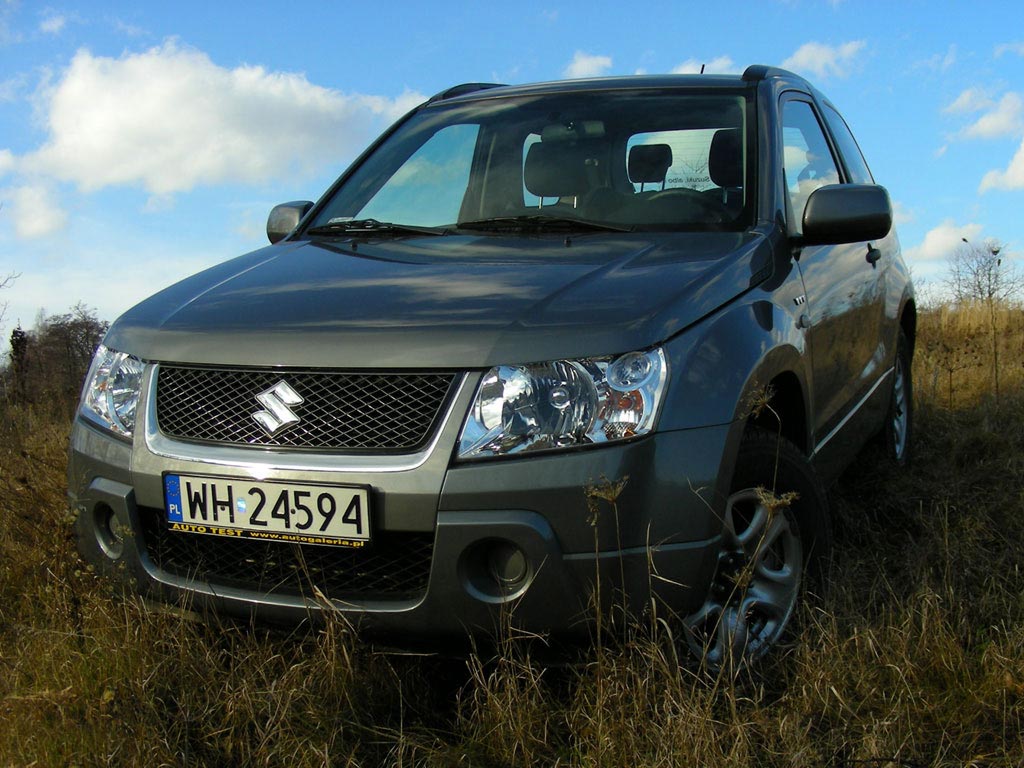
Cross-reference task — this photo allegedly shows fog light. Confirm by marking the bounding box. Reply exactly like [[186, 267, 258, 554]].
[[487, 542, 528, 587], [93, 503, 125, 560], [460, 539, 533, 603]]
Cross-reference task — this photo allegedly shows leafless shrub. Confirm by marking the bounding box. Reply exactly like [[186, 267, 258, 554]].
[[946, 239, 1024, 405], [2, 302, 107, 413]]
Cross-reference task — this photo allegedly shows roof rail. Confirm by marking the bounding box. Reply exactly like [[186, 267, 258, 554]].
[[426, 82, 507, 103], [741, 65, 804, 83]]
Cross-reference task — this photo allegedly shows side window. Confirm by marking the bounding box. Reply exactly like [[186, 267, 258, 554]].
[[357, 123, 479, 225], [822, 105, 875, 184], [781, 100, 840, 232]]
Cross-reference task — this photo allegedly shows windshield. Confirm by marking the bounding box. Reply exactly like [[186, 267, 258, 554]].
[[309, 89, 754, 234]]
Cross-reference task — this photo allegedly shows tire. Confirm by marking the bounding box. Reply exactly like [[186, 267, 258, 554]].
[[884, 329, 913, 466], [685, 427, 831, 670]]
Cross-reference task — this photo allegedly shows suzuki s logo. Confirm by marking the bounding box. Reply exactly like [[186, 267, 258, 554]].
[[252, 381, 304, 436]]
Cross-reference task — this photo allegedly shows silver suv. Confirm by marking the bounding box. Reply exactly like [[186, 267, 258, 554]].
[[69, 66, 914, 666]]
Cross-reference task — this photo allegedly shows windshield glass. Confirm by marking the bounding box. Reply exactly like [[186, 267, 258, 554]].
[[309, 89, 754, 233]]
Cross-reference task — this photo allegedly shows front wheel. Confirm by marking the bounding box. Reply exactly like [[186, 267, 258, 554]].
[[885, 329, 913, 466], [685, 428, 831, 670]]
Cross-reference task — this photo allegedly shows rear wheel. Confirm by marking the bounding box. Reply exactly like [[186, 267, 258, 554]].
[[685, 428, 831, 669]]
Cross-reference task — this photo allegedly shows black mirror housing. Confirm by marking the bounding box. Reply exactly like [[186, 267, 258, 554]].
[[801, 184, 892, 246], [267, 201, 314, 244]]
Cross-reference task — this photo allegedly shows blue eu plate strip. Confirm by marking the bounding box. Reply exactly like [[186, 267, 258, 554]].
[[164, 474, 183, 522]]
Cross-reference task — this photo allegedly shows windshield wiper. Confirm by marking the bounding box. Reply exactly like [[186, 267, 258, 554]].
[[456, 215, 634, 234], [305, 218, 448, 237]]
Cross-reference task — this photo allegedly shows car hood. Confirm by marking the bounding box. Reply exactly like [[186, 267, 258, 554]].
[[106, 231, 773, 368]]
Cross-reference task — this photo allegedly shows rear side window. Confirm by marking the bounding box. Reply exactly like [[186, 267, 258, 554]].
[[822, 105, 874, 184]]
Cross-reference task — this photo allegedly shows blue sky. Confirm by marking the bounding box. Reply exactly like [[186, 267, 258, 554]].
[[1, 0, 1023, 338]]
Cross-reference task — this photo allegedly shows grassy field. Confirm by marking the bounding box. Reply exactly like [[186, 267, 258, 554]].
[[2, 303, 1024, 766]]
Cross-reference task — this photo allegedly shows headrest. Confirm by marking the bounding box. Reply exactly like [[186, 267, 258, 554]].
[[524, 142, 589, 198], [628, 144, 672, 184], [709, 129, 743, 188]]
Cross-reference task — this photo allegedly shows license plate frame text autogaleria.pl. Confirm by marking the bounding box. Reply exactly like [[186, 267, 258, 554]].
[[163, 473, 371, 548]]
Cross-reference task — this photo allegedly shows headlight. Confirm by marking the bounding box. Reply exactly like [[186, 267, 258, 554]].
[[458, 348, 667, 459], [79, 345, 144, 438]]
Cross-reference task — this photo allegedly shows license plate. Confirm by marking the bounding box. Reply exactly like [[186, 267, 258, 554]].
[[163, 474, 370, 548]]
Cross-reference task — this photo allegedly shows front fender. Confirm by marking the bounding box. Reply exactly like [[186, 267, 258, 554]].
[[658, 287, 812, 509], [660, 297, 810, 432]]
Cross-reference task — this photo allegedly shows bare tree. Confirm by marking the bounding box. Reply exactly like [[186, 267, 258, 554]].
[[946, 239, 1023, 306], [0, 271, 17, 331], [946, 238, 1023, 406]]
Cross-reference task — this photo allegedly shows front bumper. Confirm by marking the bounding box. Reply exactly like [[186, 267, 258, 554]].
[[68, 376, 732, 643]]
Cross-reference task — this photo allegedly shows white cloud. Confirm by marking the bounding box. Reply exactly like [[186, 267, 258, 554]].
[[917, 44, 957, 73], [113, 18, 146, 37], [0, 149, 13, 176], [563, 51, 612, 79], [943, 87, 994, 115], [18, 41, 426, 197], [0, 1, 20, 46], [142, 193, 175, 213], [39, 13, 66, 35], [781, 40, 866, 79], [234, 207, 270, 243], [670, 56, 737, 75], [995, 42, 1024, 58], [0, 74, 25, 102], [960, 92, 1024, 139], [784, 144, 809, 169], [892, 201, 914, 226], [3, 184, 68, 239], [941, 44, 957, 71], [904, 220, 983, 262], [980, 137, 1024, 192]]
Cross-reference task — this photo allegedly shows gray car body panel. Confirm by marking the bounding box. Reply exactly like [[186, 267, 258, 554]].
[[104, 231, 772, 369]]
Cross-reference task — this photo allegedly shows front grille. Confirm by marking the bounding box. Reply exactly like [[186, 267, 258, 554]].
[[140, 507, 433, 601], [155, 366, 457, 451]]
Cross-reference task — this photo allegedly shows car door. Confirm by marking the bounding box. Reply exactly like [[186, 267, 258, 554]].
[[781, 95, 886, 445]]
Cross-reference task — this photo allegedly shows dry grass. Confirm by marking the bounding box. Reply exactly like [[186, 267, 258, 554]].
[[2, 302, 1024, 766]]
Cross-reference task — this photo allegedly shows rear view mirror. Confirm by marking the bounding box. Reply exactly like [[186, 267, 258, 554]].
[[267, 201, 314, 244], [801, 184, 892, 245]]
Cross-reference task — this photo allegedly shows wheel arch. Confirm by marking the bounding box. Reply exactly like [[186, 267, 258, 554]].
[[899, 296, 917, 353], [744, 369, 809, 456]]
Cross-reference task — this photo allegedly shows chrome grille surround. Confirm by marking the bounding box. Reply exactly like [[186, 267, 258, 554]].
[[155, 365, 457, 452]]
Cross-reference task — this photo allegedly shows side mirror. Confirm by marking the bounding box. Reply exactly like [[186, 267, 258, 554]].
[[267, 201, 314, 244], [801, 184, 892, 246]]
